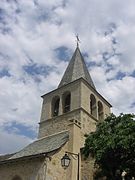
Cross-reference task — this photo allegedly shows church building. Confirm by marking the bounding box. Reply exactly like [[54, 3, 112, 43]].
[[0, 46, 112, 180]]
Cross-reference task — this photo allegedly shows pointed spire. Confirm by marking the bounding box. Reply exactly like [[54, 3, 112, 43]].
[[58, 47, 96, 89]]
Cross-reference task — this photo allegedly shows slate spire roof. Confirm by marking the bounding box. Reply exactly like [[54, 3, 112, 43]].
[[58, 47, 95, 89]]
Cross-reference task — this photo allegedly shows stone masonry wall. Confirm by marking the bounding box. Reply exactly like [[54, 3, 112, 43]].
[[81, 80, 111, 119], [0, 158, 45, 180], [38, 109, 81, 138], [80, 110, 97, 147], [46, 144, 69, 180], [40, 80, 81, 122]]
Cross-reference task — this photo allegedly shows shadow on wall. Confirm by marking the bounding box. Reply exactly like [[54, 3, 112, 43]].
[[12, 175, 22, 180]]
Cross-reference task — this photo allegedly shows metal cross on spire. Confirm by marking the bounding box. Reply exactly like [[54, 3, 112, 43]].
[[76, 34, 81, 47]]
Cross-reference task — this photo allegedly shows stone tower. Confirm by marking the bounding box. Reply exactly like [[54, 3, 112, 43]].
[[37, 46, 111, 179], [38, 46, 111, 141]]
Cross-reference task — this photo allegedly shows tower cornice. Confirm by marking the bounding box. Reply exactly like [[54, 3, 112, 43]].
[[41, 78, 112, 108]]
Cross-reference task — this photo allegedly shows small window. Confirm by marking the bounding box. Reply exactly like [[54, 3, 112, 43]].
[[52, 96, 60, 117], [90, 94, 97, 118], [63, 92, 71, 113], [98, 101, 104, 121]]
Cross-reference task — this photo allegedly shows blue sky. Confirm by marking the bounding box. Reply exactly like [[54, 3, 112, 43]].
[[1, 0, 135, 154]]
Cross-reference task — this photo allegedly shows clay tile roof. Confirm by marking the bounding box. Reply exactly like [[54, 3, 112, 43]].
[[58, 47, 95, 89]]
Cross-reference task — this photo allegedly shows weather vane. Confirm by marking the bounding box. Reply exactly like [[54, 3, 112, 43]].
[[76, 34, 81, 47]]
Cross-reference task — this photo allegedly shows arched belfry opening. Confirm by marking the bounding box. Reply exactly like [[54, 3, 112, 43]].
[[62, 92, 71, 113], [52, 96, 60, 117], [98, 101, 104, 121], [12, 175, 22, 180], [90, 94, 97, 118]]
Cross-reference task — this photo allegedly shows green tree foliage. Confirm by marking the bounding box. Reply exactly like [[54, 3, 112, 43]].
[[83, 113, 135, 179]]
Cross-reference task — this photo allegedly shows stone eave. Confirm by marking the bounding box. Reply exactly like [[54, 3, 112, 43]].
[[41, 78, 112, 108], [81, 78, 112, 108], [41, 77, 81, 98], [0, 147, 62, 165], [0, 152, 46, 165], [39, 107, 98, 125]]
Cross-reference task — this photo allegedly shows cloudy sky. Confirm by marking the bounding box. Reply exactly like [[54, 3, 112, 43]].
[[0, 0, 135, 154]]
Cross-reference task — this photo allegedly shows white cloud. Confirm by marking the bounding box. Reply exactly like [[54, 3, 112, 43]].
[[0, 76, 41, 128], [104, 76, 135, 114]]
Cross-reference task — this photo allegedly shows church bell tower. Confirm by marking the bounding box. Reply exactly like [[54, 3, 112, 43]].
[[38, 46, 111, 149]]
